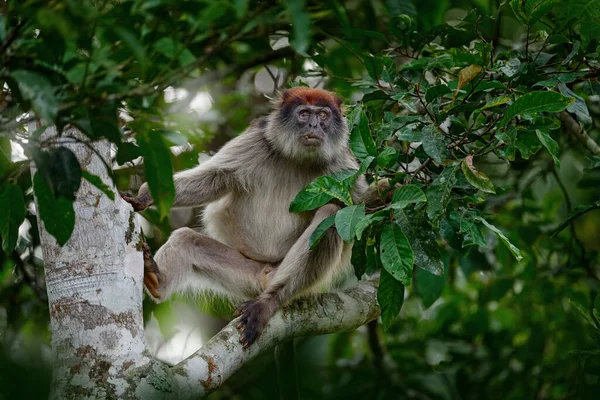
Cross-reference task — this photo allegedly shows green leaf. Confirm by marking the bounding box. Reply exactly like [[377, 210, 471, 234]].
[[568, 0, 600, 20], [116, 142, 142, 165], [290, 176, 353, 212], [535, 129, 561, 169], [137, 131, 175, 219], [377, 268, 405, 331], [558, 83, 592, 125], [389, 185, 427, 209], [501, 91, 574, 126], [421, 125, 446, 164], [461, 156, 496, 193], [580, 21, 600, 48], [349, 108, 377, 161], [426, 165, 458, 222], [459, 213, 487, 248], [380, 222, 414, 285], [594, 294, 600, 325], [335, 204, 365, 242], [153, 37, 195, 66], [81, 170, 115, 200], [425, 84, 452, 102], [0, 137, 10, 175], [525, 0, 560, 24], [477, 96, 511, 112], [113, 26, 147, 74], [562, 41, 581, 65], [376, 147, 397, 168], [395, 210, 444, 276], [0, 184, 26, 253], [355, 213, 385, 241], [309, 215, 336, 250], [509, 0, 528, 25], [569, 298, 597, 328], [33, 172, 75, 246], [11, 70, 58, 122], [415, 266, 444, 309], [283, 0, 311, 53], [475, 217, 523, 261], [33, 147, 82, 199]]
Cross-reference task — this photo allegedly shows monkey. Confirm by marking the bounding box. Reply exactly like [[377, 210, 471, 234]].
[[122, 88, 374, 347]]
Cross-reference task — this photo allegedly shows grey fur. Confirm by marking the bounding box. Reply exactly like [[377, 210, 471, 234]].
[[135, 100, 369, 344]]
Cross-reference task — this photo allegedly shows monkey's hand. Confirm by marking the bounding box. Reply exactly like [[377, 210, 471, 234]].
[[142, 242, 162, 299], [119, 191, 152, 212], [234, 297, 277, 348]]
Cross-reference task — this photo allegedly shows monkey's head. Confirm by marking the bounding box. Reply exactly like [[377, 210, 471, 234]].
[[266, 87, 348, 164]]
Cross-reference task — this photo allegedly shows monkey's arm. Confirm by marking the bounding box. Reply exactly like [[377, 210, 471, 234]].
[[122, 163, 237, 211], [235, 203, 344, 346]]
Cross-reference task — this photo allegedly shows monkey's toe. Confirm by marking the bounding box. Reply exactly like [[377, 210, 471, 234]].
[[142, 243, 162, 299], [119, 191, 149, 212], [235, 299, 271, 348]]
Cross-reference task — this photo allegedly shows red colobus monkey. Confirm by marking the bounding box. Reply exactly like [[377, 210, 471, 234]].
[[123, 88, 369, 346]]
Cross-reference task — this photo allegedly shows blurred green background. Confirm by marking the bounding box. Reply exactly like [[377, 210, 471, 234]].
[[1, 0, 600, 399]]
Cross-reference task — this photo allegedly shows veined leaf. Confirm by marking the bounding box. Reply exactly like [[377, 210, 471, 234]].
[[421, 125, 446, 164], [309, 215, 336, 250], [349, 108, 377, 161], [426, 165, 459, 222], [335, 203, 365, 242], [535, 129, 561, 169], [378, 268, 405, 331], [290, 176, 353, 212], [476, 216, 523, 261], [395, 210, 444, 276], [389, 185, 427, 209], [457, 64, 483, 92], [380, 223, 414, 285], [461, 156, 496, 193], [501, 91, 573, 126]]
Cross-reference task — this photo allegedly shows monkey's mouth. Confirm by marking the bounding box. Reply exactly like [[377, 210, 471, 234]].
[[301, 134, 323, 147]]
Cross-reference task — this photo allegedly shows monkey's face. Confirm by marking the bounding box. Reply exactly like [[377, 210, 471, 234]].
[[294, 105, 333, 148]]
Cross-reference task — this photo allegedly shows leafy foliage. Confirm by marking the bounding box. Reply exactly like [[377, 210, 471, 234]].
[[1, 0, 600, 398]]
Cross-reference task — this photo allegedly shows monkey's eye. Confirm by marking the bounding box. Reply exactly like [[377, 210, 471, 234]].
[[318, 111, 328, 120], [299, 111, 309, 119]]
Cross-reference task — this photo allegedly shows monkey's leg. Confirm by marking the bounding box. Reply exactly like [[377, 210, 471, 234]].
[[235, 204, 345, 347], [145, 227, 272, 302]]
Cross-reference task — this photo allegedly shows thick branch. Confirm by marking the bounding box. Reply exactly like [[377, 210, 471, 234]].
[[558, 111, 600, 155], [169, 281, 380, 398]]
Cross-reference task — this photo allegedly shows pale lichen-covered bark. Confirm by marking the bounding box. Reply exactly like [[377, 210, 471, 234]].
[[171, 280, 380, 398], [34, 127, 380, 399], [33, 127, 168, 399]]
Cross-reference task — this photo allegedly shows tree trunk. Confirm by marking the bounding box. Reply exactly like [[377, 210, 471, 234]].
[[32, 127, 381, 399], [32, 127, 169, 399]]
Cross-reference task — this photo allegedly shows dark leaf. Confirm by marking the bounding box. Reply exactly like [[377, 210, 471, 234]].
[[0, 183, 26, 253], [378, 268, 405, 331]]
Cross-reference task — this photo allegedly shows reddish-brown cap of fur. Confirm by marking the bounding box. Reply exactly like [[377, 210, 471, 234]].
[[278, 87, 343, 110]]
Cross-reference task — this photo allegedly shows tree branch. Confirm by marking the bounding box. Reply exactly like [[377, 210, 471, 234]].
[[558, 111, 600, 155], [168, 280, 380, 399]]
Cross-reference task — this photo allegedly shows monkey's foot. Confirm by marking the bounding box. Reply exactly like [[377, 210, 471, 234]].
[[142, 243, 162, 299], [119, 191, 150, 212], [234, 298, 276, 348]]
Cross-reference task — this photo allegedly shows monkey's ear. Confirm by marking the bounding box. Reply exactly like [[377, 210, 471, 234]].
[[333, 94, 344, 108], [278, 89, 292, 104]]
